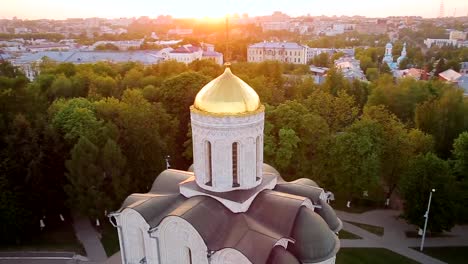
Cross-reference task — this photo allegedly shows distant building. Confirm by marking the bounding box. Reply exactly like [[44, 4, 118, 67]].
[[91, 40, 144, 51], [309, 66, 329, 84], [201, 43, 223, 65], [261, 21, 290, 32], [457, 75, 468, 97], [424, 38, 458, 48], [449, 30, 467, 41], [12, 51, 164, 80], [460, 62, 468, 75], [247, 42, 308, 64], [306, 48, 355, 64], [167, 44, 223, 65], [14, 27, 32, 34], [356, 20, 387, 35], [438, 69, 462, 83], [334, 56, 367, 81], [26, 44, 70, 52], [382, 42, 407, 72], [396, 68, 428, 80], [167, 28, 193, 36]]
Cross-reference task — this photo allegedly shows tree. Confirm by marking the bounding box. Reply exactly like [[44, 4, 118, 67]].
[[48, 74, 74, 99], [159, 72, 209, 167], [95, 90, 177, 191], [452, 132, 468, 180], [380, 62, 392, 75], [366, 68, 379, 82], [274, 128, 301, 171], [331, 119, 383, 203], [311, 53, 329, 67], [264, 101, 331, 181], [101, 139, 130, 209], [0, 176, 33, 243], [362, 105, 411, 199], [415, 87, 466, 157], [303, 90, 359, 132], [322, 67, 349, 96], [65, 137, 108, 218], [400, 153, 456, 232], [451, 132, 468, 223], [50, 98, 103, 144]]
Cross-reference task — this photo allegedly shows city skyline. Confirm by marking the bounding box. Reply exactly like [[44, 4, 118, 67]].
[[1, 0, 467, 20]]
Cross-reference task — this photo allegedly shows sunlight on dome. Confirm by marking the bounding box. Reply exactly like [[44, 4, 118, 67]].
[[194, 66, 260, 114]]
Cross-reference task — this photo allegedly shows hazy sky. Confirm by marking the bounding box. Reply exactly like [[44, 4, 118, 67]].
[[1, 0, 467, 19]]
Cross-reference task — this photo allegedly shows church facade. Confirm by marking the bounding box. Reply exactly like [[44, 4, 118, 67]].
[[109, 66, 342, 264], [382, 42, 407, 71]]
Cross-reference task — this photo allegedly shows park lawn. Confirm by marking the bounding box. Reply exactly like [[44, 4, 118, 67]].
[[345, 221, 385, 236], [0, 221, 84, 254], [101, 221, 120, 256], [336, 248, 419, 264], [338, 230, 362, 239], [416, 247, 468, 264]]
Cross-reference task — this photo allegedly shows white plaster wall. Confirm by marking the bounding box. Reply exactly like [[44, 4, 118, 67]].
[[156, 216, 209, 264], [305, 256, 336, 264], [118, 209, 159, 264], [210, 248, 252, 264], [191, 110, 264, 192]]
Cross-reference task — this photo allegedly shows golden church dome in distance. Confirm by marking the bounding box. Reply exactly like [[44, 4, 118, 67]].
[[194, 65, 261, 115]]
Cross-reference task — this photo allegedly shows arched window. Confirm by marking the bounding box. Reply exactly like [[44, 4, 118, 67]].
[[205, 141, 212, 185], [232, 142, 239, 187], [186, 247, 193, 264], [256, 136, 261, 180]]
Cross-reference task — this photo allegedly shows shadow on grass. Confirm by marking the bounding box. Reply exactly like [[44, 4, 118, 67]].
[[100, 221, 120, 257], [411, 247, 468, 264], [345, 221, 384, 236], [338, 229, 362, 239], [0, 217, 85, 254]]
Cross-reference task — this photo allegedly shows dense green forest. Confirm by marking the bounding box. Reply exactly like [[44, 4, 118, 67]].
[[1, 58, 467, 243]]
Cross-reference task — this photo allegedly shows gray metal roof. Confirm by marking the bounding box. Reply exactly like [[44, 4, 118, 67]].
[[289, 207, 340, 263], [117, 164, 341, 264], [267, 246, 300, 264], [13, 51, 162, 65]]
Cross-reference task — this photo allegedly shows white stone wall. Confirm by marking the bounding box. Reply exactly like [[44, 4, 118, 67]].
[[247, 47, 307, 64], [191, 110, 264, 192], [211, 248, 252, 264], [116, 209, 159, 264], [156, 216, 209, 264]]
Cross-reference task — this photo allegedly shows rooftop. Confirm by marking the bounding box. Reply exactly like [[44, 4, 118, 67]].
[[249, 42, 306, 50]]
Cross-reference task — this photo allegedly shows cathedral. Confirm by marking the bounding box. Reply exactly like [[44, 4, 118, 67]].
[[382, 42, 407, 71], [108, 65, 342, 264]]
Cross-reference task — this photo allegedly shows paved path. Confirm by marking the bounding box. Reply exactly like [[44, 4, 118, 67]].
[[72, 214, 107, 262], [337, 209, 468, 264]]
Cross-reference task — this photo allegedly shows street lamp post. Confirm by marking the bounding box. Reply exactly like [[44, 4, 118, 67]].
[[420, 188, 436, 251], [165, 155, 171, 169]]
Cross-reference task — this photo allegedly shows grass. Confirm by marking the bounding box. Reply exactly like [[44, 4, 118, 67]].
[[413, 247, 468, 264], [338, 229, 362, 239], [0, 220, 85, 254], [100, 221, 120, 256], [336, 248, 419, 264], [345, 221, 385, 236]]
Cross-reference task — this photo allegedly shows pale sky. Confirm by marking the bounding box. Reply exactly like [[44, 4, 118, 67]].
[[1, 0, 467, 20]]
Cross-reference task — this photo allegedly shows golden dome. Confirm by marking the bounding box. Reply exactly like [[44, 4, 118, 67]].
[[194, 67, 260, 114]]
